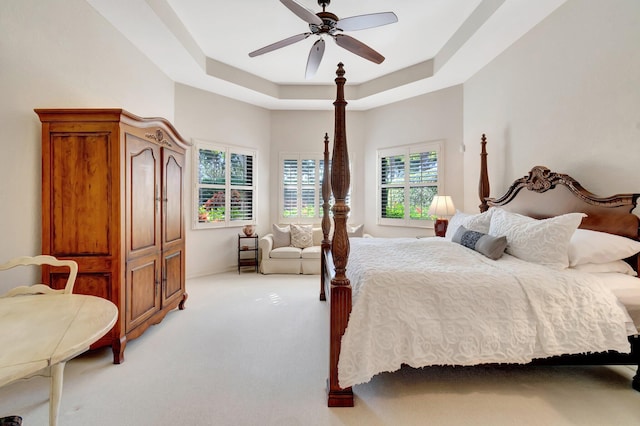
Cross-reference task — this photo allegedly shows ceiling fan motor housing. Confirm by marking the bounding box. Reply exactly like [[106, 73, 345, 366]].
[[310, 11, 339, 35]]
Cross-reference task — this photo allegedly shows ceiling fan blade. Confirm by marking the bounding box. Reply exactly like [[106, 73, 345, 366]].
[[305, 38, 325, 79], [337, 12, 398, 31], [249, 33, 311, 57], [280, 0, 323, 26], [334, 34, 385, 64]]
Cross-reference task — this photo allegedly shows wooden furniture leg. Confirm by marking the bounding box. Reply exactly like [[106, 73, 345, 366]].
[[49, 362, 65, 426]]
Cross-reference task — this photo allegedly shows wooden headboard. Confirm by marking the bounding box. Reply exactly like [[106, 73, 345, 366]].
[[485, 166, 640, 240], [478, 135, 639, 241], [477, 138, 640, 272]]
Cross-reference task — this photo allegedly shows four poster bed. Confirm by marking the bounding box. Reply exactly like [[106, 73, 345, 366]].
[[320, 64, 640, 407]]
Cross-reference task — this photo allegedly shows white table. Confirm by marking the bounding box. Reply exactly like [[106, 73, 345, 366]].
[[0, 294, 117, 426]]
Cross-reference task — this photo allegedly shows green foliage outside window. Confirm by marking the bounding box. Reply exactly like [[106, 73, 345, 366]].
[[379, 145, 440, 223], [195, 143, 255, 227]]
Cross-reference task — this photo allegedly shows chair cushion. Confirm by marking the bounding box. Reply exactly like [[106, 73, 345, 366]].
[[301, 246, 321, 259], [270, 247, 303, 259]]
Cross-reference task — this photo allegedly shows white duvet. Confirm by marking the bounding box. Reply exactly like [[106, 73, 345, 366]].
[[338, 237, 634, 388]]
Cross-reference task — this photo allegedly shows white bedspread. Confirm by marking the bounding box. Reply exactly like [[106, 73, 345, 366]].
[[338, 237, 633, 388]]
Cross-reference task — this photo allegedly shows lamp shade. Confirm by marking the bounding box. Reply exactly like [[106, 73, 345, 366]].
[[427, 195, 456, 218]]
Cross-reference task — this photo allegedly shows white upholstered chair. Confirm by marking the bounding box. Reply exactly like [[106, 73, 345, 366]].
[[0, 255, 77, 297]]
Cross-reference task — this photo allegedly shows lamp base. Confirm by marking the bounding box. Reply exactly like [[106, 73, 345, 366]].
[[434, 218, 449, 238]]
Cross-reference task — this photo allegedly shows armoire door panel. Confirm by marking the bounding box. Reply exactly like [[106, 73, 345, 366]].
[[66, 273, 112, 300], [130, 147, 156, 249], [126, 256, 161, 333], [50, 132, 111, 256], [163, 151, 184, 245], [126, 134, 161, 257], [44, 269, 113, 307], [163, 249, 184, 305]]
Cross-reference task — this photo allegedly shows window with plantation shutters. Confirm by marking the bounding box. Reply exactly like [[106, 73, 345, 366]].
[[194, 140, 256, 229], [378, 142, 442, 227], [282, 159, 299, 218], [280, 153, 350, 222]]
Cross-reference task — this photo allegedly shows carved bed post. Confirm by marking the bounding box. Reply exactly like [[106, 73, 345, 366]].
[[320, 132, 331, 301], [479, 134, 490, 212], [328, 63, 354, 407]]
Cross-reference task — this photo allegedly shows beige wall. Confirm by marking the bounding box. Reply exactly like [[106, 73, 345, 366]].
[[174, 84, 271, 277], [363, 85, 465, 238], [0, 0, 175, 291], [270, 109, 366, 227], [463, 0, 640, 213]]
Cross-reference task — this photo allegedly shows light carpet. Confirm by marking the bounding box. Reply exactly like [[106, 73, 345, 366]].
[[1, 272, 640, 425]]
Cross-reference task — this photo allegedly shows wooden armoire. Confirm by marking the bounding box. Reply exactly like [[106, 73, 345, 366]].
[[36, 109, 189, 364]]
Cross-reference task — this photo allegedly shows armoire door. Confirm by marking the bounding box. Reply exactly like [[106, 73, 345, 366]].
[[125, 132, 162, 331], [161, 148, 185, 306], [126, 133, 161, 259]]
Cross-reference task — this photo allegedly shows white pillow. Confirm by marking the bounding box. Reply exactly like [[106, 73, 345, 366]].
[[312, 227, 324, 246], [272, 224, 291, 248], [347, 224, 364, 238], [571, 260, 637, 276], [489, 208, 585, 270], [568, 228, 640, 266], [444, 209, 493, 240]]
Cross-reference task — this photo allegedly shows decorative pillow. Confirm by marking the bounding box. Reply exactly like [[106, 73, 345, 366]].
[[452, 225, 507, 260], [347, 224, 364, 238], [272, 224, 291, 248], [290, 224, 313, 248], [571, 260, 637, 276], [568, 228, 640, 266], [312, 227, 324, 246], [489, 208, 585, 270], [445, 209, 493, 240]]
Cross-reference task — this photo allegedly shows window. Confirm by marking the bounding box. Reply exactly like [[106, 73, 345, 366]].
[[279, 153, 350, 222], [378, 142, 442, 227], [194, 140, 256, 229]]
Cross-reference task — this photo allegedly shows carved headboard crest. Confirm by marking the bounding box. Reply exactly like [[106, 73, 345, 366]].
[[489, 165, 639, 211], [525, 166, 554, 192]]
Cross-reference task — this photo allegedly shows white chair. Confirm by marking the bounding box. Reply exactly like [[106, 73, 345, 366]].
[[0, 255, 78, 426], [0, 255, 77, 297]]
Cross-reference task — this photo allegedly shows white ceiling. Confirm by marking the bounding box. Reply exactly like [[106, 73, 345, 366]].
[[87, 0, 567, 110]]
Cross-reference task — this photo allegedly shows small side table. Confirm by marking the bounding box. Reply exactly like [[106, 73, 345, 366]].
[[238, 234, 259, 273]]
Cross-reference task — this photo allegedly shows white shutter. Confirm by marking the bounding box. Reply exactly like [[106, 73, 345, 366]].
[[282, 159, 298, 218]]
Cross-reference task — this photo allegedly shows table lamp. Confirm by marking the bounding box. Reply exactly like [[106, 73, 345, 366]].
[[427, 195, 456, 237]]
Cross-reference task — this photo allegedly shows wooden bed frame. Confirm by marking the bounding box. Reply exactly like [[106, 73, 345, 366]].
[[320, 64, 640, 407]]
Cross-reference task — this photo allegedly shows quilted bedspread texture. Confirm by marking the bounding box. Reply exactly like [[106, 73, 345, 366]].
[[338, 237, 633, 388]]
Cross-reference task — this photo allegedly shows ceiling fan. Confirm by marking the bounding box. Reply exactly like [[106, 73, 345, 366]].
[[248, 0, 398, 79]]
